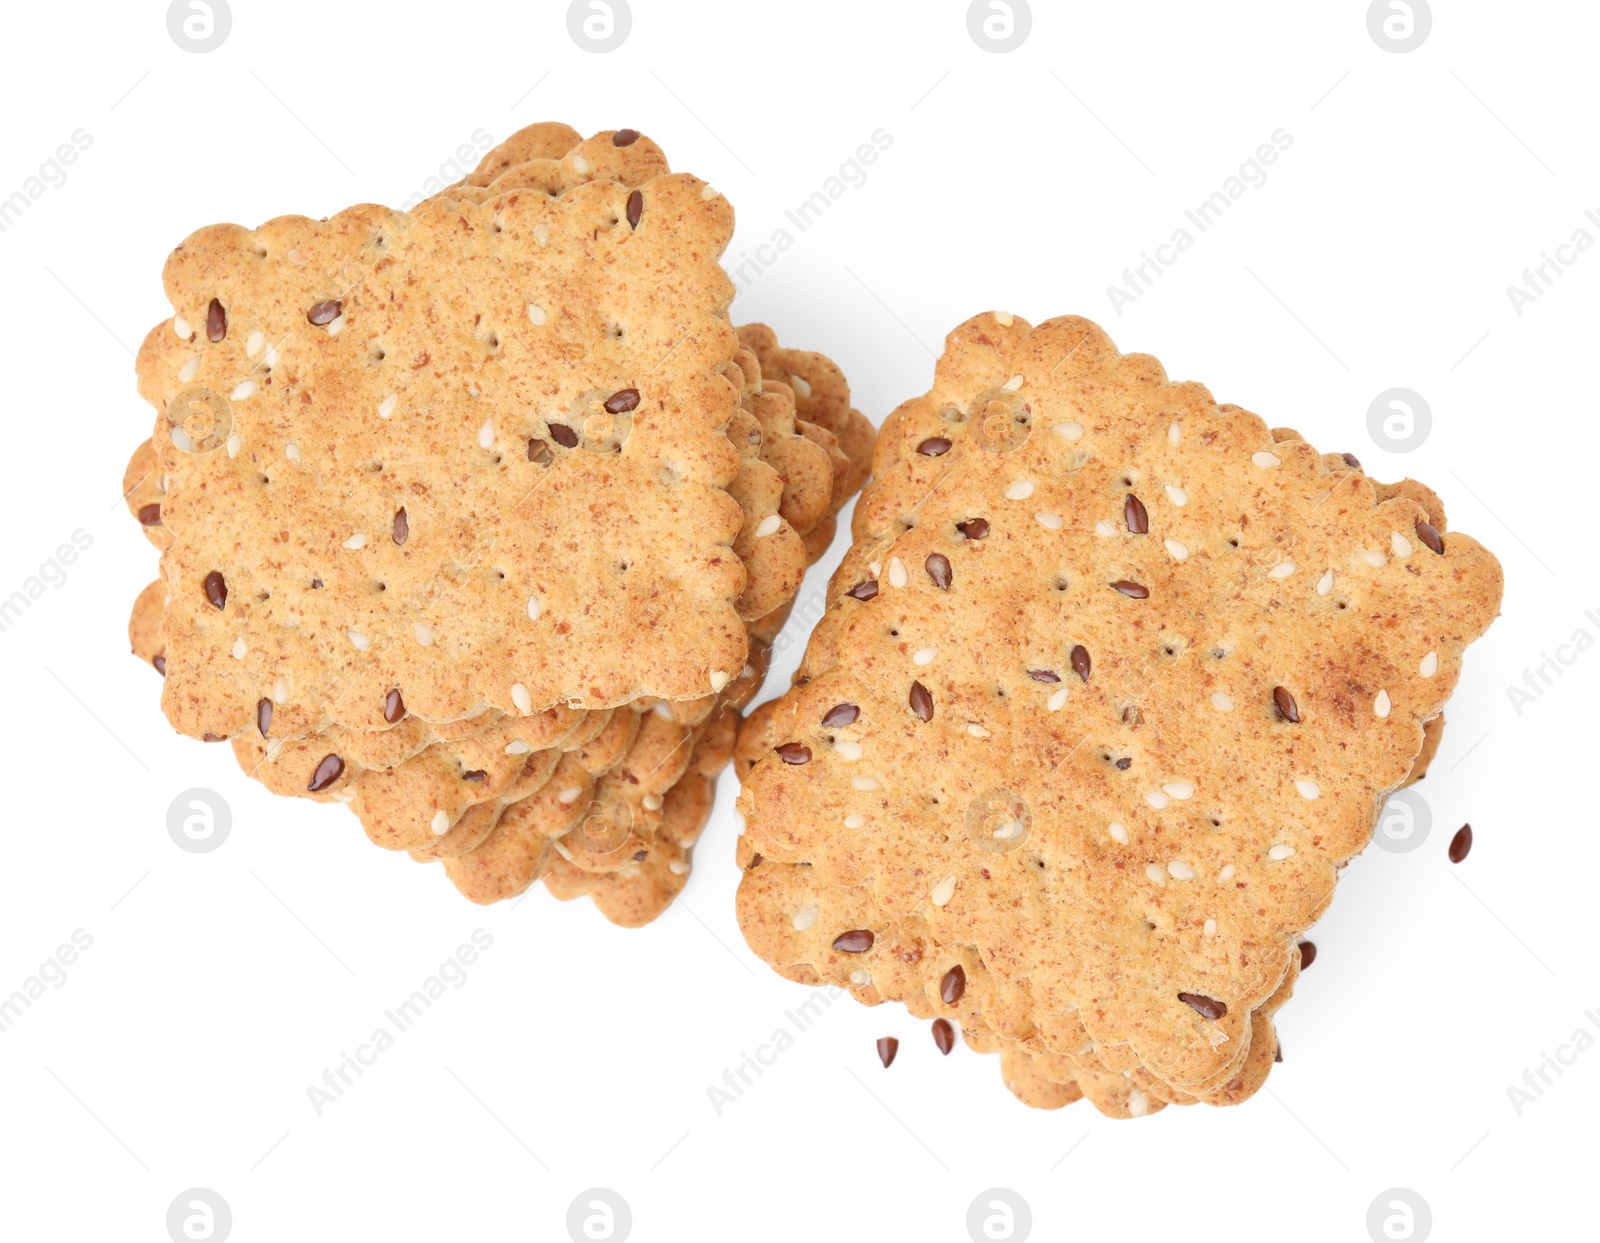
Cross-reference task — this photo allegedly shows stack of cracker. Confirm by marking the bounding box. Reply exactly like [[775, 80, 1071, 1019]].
[[123, 124, 871, 925], [733, 315, 1501, 1116]]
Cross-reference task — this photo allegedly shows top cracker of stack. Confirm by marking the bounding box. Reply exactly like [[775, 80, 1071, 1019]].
[[733, 313, 1502, 1116]]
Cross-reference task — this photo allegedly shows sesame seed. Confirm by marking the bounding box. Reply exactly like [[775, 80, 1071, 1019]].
[[527, 303, 546, 325], [1269, 844, 1295, 860], [1391, 532, 1413, 557], [710, 670, 732, 692], [226, 434, 241, 458], [668, 860, 689, 875], [1168, 861, 1196, 880], [1095, 521, 1117, 537], [348, 631, 370, 651], [342, 533, 366, 549], [263, 346, 278, 368], [413, 623, 434, 646], [700, 183, 720, 200], [994, 311, 1014, 327], [177, 356, 200, 382], [967, 723, 991, 738], [851, 775, 883, 791], [284, 442, 300, 461], [431, 810, 450, 836], [477, 418, 495, 449], [1000, 375, 1023, 392], [265, 739, 283, 761], [913, 646, 938, 666], [1035, 512, 1063, 530], [245, 330, 264, 357], [1374, 689, 1392, 717], [1252, 451, 1281, 468], [869, 561, 881, 577], [834, 740, 863, 761], [511, 683, 533, 714], [231, 637, 247, 659], [1419, 650, 1439, 677], [1294, 779, 1320, 800], [1047, 688, 1068, 711], [849, 969, 871, 985], [378, 395, 398, 419], [1168, 422, 1181, 446], [1109, 822, 1128, 843], [789, 374, 812, 398], [1145, 863, 1166, 884], [792, 903, 819, 931], [526, 596, 541, 621], [287, 248, 306, 265], [1053, 421, 1084, 441], [755, 515, 781, 537], [1163, 780, 1195, 800], [1316, 569, 1334, 595], [1145, 790, 1170, 809], [273, 676, 290, 704], [888, 557, 908, 588], [1268, 560, 1296, 579], [552, 841, 574, 862], [571, 154, 590, 174], [534, 224, 550, 246], [1210, 692, 1233, 711], [643, 793, 663, 810], [173, 316, 191, 339], [1360, 549, 1387, 568], [993, 820, 1024, 840], [549, 787, 580, 807], [326, 315, 345, 336], [1218, 864, 1236, 880], [931, 875, 957, 905], [1164, 484, 1187, 506], [844, 814, 867, 828], [1129, 1090, 1150, 1117], [1005, 480, 1035, 500], [1164, 539, 1189, 562], [505, 740, 531, 755]]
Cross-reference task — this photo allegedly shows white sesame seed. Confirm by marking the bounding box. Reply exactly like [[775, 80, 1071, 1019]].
[[431, 809, 450, 836], [511, 683, 533, 713], [967, 723, 991, 738], [527, 303, 546, 326], [273, 676, 290, 704], [913, 646, 938, 666], [849, 969, 871, 985], [534, 224, 550, 247], [663, 859, 687, 876], [1252, 451, 1281, 469], [1109, 822, 1128, 843], [1165, 485, 1188, 507], [1145, 863, 1166, 885], [413, 623, 434, 646], [231, 637, 247, 659], [1145, 790, 1170, 810], [834, 740, 863, 761], [888, 557, 909, 588], [1204, 918, 1217, 937], [326, 315, 345, 336], [755, 514, 781, 538], [265, 739, 283, 761], [246, 330, 264, 357], [710, 670, 731, 692], [173, 316, 191, 339], [1210, 691, 1233, 712], [1168, 422, 1181, 447], [177, 356, 200, 383], [1374, 689, 1392, 717], [1360, 549, 1387, 568], [505, 740, 531, 755], [1128, 1089, 1150, 1117], [931, 875, 957, 905], [1168, 861, 1196, 880], [995, 311, 1014, 327], [1095, 521, 1117, 537], [348, 631, 370, 651], [171, 427, 195, 451], [285, 442, 300, 461], [1035, 512, 1063, 530], [653, 701, 674, 718], [1164, 539, 1189, 562], [868, 561, 881, 577], [477, 418, 495, 449], [700, 184, 720, 201], [1047, 687, 1069, 711], [1053, 421, 1084, 442], [526, 595, 541, 622], [643, 793, 663, 810], [263, 347, 278, 368], [226, 434, 241, 458], [789, 374, 812, 398], [287, 247, 306, 266], [1419, 650, 1438, 677], [571, 154, 590, 174], [792, 903, 819, 931], [1268, 560, 1296, 579], [1163, 780, 1195, 800], [1000, 375, 1023, 393], [1316, 569, 1334, 595], [557, 786, 582, 804], [1005, 479, 1035, 500], [1219, 864, 1236, 880], [552, 841, 574, 862], [378, 395, 398, 419], [1391, 532, 1413, 557], [1269, 844, 1295, 860], [852, 775, 883, 792], [1294, 779, 1320, 800], [844, 813, 867, 829], [993, 820, 1024, 840], [342, 533, 366, 549]]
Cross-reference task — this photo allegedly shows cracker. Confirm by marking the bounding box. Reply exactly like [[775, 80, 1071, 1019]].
[[734, 313, 1502, 1111]]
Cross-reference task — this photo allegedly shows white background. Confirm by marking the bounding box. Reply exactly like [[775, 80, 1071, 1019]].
[[0, 1, 1594, 1240]]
